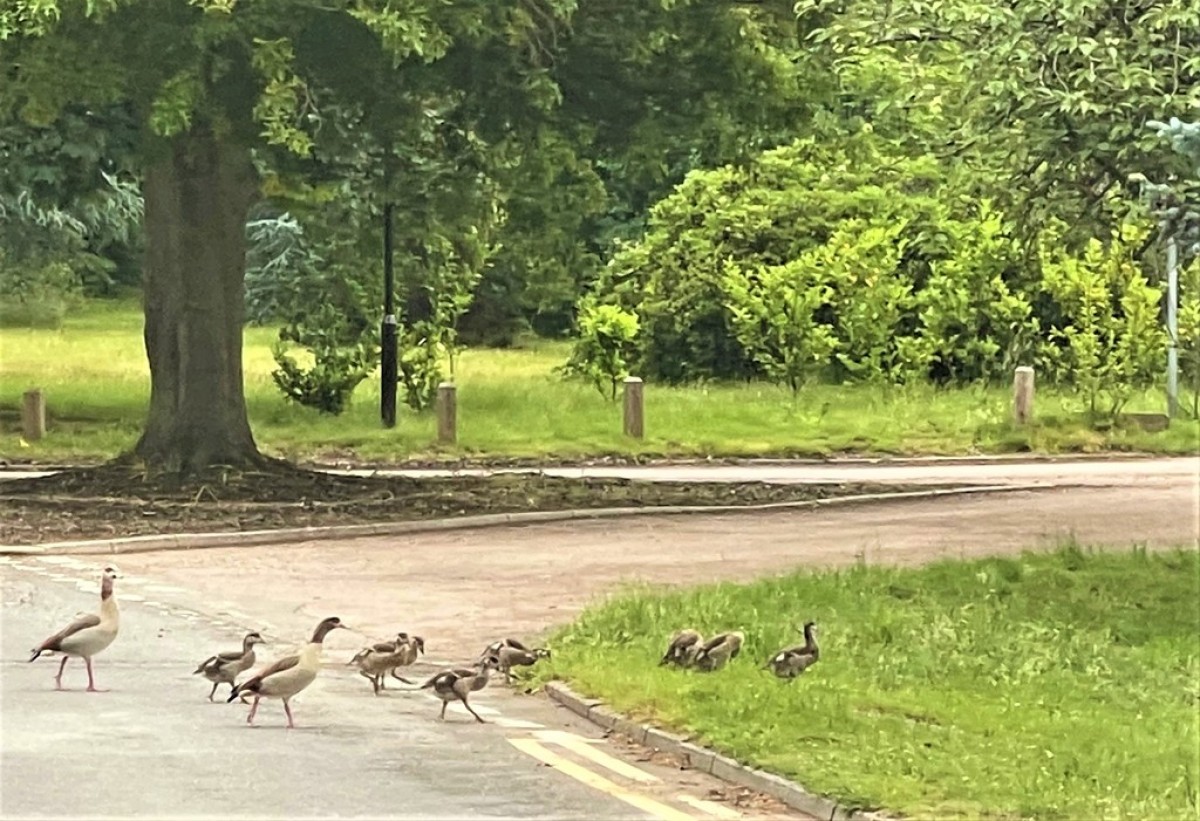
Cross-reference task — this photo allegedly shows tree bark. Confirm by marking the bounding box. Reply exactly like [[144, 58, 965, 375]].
[[132, 125, 263, 474]]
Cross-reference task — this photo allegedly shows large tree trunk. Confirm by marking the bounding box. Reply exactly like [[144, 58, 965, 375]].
[[133, 125, 263, 474]]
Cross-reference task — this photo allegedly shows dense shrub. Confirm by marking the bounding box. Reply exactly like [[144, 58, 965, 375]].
[[594, 136, 951, 383], [575, 137, 1171, 404], [1037, 225, 1167, 418]]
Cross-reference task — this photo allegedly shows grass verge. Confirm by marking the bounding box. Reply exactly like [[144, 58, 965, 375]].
[[1, 300, 1197, 463], [532, 546, 1200, 820]]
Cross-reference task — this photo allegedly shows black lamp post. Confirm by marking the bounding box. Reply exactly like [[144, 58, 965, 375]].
[[380, 201, 398, 428]]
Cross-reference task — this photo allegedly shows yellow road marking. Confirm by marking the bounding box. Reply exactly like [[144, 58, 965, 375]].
[[532, 730, 659, 783], [676, 794, 743, 819], [508, 738, 695, 821]]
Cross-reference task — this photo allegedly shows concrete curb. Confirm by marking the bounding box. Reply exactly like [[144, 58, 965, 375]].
[[544, 680, 891, 821], [0, 483, 1047, 556]]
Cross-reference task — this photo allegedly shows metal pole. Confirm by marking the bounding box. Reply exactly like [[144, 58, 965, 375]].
[[381, 202, 398, 428], [1166, 238, 1179, 419]]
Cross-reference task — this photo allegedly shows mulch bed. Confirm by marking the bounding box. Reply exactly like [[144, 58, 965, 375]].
[[0, 463, 954, 545]]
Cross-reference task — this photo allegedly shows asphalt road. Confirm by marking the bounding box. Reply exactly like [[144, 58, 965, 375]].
[[2, 456, 1196, 820], [1, 560, 797, 821]]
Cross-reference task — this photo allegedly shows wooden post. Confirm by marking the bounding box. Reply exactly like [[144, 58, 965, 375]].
[[436, 382, 457, 444], [623, 376, 644, 439], [1013, 366, 1035, 425], [21, 388, 46, 441]]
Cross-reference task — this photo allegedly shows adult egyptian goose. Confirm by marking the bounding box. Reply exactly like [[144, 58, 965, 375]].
[[193, 631, 266, 701], [660, 628, 704, 668], [765, 622, 821, 680], [419, 655, 499, 723], [29, 566, 120, 691], [227, 616, 346, 728], [693, 630, 745, 672]]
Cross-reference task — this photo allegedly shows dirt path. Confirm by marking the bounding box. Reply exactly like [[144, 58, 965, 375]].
[[114, 483, 1199, 660]]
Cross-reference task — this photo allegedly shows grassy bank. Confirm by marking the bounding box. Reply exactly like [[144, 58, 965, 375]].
[[534, 546, 1200, 820], [1, 301, 1197, 463]]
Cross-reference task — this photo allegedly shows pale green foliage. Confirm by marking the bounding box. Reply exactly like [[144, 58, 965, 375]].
[[250, 38, 313, 154], [912, 204, 1035, 382], [1039, 225, 1167, 417], [818, 222, 913, 383], [1176, 256, 1200, 417], [724, 260, 837, 396], [593, 136, 947, 383], [271, 305, 372, 416], [148, 72, 201, 137], [561, 301, 641, 402]]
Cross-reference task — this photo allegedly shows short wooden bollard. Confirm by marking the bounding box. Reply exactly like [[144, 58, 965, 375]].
[[436, 382, 457, 444], [623, 376, 644, 439], [21, 388, 46, 442], [1013, 366, 1035, 425]]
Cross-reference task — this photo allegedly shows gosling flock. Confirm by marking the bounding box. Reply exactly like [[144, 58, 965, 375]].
[[27, 565, 822, 728]]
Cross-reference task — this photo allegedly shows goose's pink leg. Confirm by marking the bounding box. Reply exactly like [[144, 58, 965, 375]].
[[283, 699, 296, 729], [84, 657, 104, 692], [54, 657, 69, 690], [246, 696, 261, 725]]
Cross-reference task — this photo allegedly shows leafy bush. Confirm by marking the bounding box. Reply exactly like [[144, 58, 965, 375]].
[[911, 203, 1036, 383], [0, 254, 80, 329], [592, 136, 950, 383], [816, 222, 915, 383], [1176, 255, 1200, 417], [271, 302, 372, 415], [724, 258, 837, 396], [1038, 225, 1167, 418], [561, 301, 641, 401], [396, 322, 444, 412]]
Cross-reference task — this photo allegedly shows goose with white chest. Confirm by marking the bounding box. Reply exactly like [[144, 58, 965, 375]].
[[29, 566, 121, 692], [228, 616, 347, 728]]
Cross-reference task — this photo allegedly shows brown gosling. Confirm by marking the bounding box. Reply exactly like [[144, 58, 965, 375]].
[[765, 622, 820, 680], [692, 630, 745, 672], [493, 645, 551, 684], [193, 631, 266, 701], [418, 656, 499, 723], [389, 634, 425, 685], [660, 628, 704, 668], [351, 634, 409, 695]]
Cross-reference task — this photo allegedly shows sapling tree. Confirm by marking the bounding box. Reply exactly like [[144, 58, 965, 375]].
[[723, 260, 838, 398], [561, 301, 641, 402]]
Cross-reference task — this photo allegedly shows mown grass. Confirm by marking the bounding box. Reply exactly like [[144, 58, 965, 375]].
[[533, 546, 1200, 820], [1, 299, 1197, 462]]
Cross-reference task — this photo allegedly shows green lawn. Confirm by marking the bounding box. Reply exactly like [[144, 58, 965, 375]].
[[533, 546, 1200, 820], [1, 300, 1197, 463]]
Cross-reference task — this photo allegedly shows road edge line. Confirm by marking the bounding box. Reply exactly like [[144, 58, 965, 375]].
[[544, 680, 892, 821], [0, 484, 1050, 556]]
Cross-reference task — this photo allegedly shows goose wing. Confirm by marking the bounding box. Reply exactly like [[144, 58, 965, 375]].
[[32, 613, 101, 658], [661, 629, 703, 664], [241, 654, 299, 689]]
